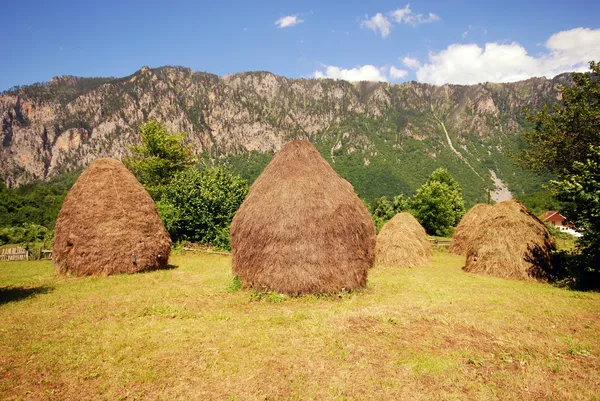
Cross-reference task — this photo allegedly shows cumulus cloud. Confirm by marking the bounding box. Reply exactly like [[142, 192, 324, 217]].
[[275, 15, 303, 28], [390, 4, 439, 26], [360, 13, 392, 38], [402, 56, 421, 70], [416, 27, 600, 85], [390, 66, 408, 80], [313, 65, 388, 82]]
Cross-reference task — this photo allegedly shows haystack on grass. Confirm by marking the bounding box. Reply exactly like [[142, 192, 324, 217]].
[[449, 203, 493, 256], [464, 200, 555, 281], [230, 140, 376, 295], [53, 158, 171, 276], [375, 212, 432, 268]]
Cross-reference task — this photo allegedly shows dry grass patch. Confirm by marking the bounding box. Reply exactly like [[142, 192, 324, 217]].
[[1, 252, 599, 400]]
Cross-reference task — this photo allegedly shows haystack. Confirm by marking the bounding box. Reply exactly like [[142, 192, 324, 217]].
[[463, 200, 555, 281], [230, 140, 376, 295], [53, 158, 171, 276], [449, 203, 493, 256], [375, 212, 432, 268]]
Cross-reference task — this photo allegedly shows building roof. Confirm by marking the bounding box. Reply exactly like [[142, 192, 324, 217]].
[[540, 211, 566, 221]]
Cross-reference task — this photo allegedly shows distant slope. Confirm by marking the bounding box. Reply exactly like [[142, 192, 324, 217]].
[[0, 66, 567, 204]]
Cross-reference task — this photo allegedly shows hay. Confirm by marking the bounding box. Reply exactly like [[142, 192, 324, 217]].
[[53, 158, 171, 276], [375, 212, 432, 268], [463, 200, 555, 281], [230, 140, 376, 295], [449, 203, 493, 256]]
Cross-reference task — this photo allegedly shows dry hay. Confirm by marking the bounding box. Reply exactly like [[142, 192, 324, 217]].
[[375, 212, 432, 268], [53, 158, 171, 276], [463, 200, 555, 281], [449, 203, 493, 256], [230, 140, 376, 295]]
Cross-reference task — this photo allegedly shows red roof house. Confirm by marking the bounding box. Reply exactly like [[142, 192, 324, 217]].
[[540, 211, 573, 228]]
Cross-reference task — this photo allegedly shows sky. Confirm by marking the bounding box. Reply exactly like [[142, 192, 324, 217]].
[[1, 0, 600, 90]]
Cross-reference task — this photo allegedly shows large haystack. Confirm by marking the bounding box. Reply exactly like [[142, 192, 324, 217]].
[[53, 158, 171, 276], [449, 203, 493, 256], [463, 200, 555, 281], [230, 140, 376, 295], [375, 212, 432, 268]]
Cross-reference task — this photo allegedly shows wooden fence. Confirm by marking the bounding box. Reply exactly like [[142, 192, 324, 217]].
[[40, 249, 53, 260], [429, 238, 451, 248], [0, 247, 29, 261]]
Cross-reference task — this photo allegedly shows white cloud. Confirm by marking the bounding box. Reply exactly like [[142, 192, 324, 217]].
[[402, 56, 421, 70], [275, 15, 303, 28], [390, 66, 408, 80], [416, 27, 600, 85], [360, 13, 391, 38], [390, 4, 439, 26], [313, 65, 388, 82], [390, 4, 411, 23], [417, 13, 440, 24]]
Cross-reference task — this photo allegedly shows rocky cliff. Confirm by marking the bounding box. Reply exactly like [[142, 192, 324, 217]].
[[0, 66, 568, 203]]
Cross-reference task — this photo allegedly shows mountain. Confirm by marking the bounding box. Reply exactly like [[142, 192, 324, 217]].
[[0, 66, 569, 205]]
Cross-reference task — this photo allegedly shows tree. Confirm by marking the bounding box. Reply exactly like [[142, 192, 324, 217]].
[[519, 61, 600, 288], [411, 168, 465, 236], [550, 145, 600, 288], [371, 197, 394, 220], [370, 194, 410, 231], [392, 194, 410, 214], [124, 120, 195, 199], [520, 61, 600, 176], [157, 167, 248, 250]]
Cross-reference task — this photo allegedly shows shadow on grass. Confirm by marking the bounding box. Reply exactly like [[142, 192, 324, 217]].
[[0, 285, 54, 305], [164, 264, 179, 271]]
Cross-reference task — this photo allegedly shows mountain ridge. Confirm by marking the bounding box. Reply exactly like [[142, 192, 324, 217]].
[[0, 66, 569, 204]]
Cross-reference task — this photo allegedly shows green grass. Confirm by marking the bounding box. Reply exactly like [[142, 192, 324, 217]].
[[1, 252, 599, 400]]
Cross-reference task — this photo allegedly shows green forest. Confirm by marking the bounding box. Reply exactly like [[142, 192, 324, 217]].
[[0, 147, 555, 246]]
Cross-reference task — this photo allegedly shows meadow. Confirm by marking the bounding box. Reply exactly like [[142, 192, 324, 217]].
[[1, 251, 599, 400]]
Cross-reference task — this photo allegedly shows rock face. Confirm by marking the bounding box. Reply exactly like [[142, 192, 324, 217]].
[[0, 66, 569, 199]]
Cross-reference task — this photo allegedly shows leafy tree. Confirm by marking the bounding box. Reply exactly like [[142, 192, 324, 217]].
[[157, 167, 248, 250], [124, 120, 195, 199], [520, 61, 600, 176], [550, 145, 600, 288], [371, 197, 394, 220], [391, 194, 410, 214], [520, 61, 600, 288], [370, 194, 410, 231], [411, 168, 465, 236]]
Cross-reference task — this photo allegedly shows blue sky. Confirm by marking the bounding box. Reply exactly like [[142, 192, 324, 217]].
[[2, 0, 599, 90]]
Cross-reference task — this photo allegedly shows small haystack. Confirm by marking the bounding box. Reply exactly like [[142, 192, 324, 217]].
[[230, 140, 376, 295], [375, 212, 432, 268], [53, 158, 171, 276], [449, 203, 493, 256], [463, 200, 555, 281]]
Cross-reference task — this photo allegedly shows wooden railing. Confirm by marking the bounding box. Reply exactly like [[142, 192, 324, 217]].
[[428, 238, 451, 248], [0, 247, 29, 261]]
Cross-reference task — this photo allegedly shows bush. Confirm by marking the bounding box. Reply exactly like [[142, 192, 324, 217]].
[[159, 167, 248, 250], [0, 224, 51, 246], [411, 168, 465, 236]]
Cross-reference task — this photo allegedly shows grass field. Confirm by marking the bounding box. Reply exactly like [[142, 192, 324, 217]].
[[1, 251, 599, 400]]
